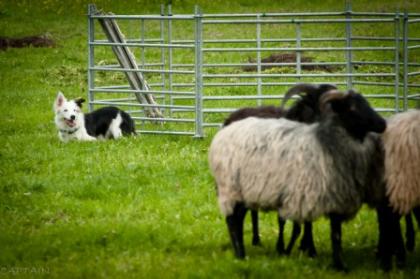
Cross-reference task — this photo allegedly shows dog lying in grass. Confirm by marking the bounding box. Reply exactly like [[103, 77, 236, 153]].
[[53, 92, 136, 142]]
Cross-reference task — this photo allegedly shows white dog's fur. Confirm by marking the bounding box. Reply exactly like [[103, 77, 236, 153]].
[[54, 92, 135, 142], [54, 92, 96, 142]]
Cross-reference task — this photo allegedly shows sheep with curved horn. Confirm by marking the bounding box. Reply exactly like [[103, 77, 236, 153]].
[[210, 88, 387, 270]]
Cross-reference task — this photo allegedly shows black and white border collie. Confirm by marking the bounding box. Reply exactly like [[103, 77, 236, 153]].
[[54, 92, 136, 142]]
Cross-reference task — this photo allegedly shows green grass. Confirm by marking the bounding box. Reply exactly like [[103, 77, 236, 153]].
[[1, 0, 420, 278]]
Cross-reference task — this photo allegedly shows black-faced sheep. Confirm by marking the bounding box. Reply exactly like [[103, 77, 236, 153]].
[[209, 89, 387, 270], [287, 109, 420, 270], [223, 83, 336, 255], [224, 83, 337, 127]]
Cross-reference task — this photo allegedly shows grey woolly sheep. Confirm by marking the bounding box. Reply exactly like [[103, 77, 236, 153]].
[[223, 83, 337, 255], [209, 89, 387, 270], [294, 109, 420, 270]]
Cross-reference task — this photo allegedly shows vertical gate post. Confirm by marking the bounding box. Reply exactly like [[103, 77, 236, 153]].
[[160, 4, 166, 110], [140, 18, 146, 128], [296, 22, 302, 80], [402, 12, 409, 111], [87, 4, 96, 112], [167, 4, 173, 116], [141, 19, 145, 68], [393, 12, 400, 113], [194, 5, 204, 138], [345, 1, 353, 89], [256, 14, 262, 106]]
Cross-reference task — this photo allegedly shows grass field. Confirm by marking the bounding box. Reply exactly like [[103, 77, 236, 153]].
[[1, 0, 420, 278]]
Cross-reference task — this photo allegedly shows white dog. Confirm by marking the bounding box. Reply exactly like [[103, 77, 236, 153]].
[[54, 92, 136, 142]]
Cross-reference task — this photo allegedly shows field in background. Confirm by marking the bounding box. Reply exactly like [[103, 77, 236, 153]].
[[1, 0, 420, 278]]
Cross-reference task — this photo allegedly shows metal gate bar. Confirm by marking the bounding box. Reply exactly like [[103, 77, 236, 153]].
[[87, 4, 420, 137]]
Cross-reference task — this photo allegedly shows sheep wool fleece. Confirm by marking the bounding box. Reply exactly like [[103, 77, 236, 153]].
[[209, 117, 379, 222], [383, 110, 420, 214]]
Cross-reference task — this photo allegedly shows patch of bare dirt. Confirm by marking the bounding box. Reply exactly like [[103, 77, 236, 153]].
[[0, 33, 55, 50], [243, 53, 338, 72]]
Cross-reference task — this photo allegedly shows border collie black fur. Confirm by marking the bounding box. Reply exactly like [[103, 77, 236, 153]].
[[54, 92, 136, 142]]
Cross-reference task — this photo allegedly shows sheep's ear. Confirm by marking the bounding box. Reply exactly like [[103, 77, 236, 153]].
[[54, 91, 66, 111], [74, 97, 85, 108]]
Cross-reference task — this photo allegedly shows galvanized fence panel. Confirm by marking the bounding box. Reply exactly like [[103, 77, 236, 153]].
[[403, 15, 420, 110], [88, 4, 199, 136], [87, 4, 420, 137]]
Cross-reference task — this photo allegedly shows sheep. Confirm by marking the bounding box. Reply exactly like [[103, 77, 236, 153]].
[[285, 109, 420, 269], [224, 83, 337, 126], [209, 89, 387, 270], [223, 83, 337, 256], [225, 84, 416, 270], [223, 105, 285, 126], [379, 110, 420, 266], [383, 110, 420, 215]]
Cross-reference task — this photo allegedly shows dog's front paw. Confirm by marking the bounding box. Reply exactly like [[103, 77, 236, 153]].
[[81, 135, 96, 141]]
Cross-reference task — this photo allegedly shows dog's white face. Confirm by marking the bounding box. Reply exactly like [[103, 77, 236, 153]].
[[54, 92, 83, 130]]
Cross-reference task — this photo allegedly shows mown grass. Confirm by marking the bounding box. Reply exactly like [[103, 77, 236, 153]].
[[1, 0, 420, 278]]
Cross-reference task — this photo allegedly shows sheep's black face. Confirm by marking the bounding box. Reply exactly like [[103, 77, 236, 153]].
[[331, 92, 386, 141]]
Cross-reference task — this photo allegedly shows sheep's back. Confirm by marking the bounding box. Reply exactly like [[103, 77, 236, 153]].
[[383, 110, 420, 214], [209, 117, 371, 221], [223, 106, 285, 126]]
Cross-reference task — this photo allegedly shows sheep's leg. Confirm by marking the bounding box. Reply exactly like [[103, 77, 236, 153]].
[[376, 203, 406, 270], [285, 222, 301, 255], [413, 206, 420, 228], [276, 216, 286, 255], [226, 203, 248, 259], [405, 213, 415, 252], [393, 212, 406, 269], [376, 204, 393, 271], [329, 214, 347, 272], [251, 210, 261, 246], [299, 222, 317, 257]]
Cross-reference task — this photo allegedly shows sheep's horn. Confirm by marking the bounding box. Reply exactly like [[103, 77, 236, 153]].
[[280, 83, 319, 109], [280, 83, 338, 110], [319, 90, 348, 112]]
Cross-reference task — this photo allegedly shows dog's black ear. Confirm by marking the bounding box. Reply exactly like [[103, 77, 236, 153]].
[[75, 97, 86, 108]]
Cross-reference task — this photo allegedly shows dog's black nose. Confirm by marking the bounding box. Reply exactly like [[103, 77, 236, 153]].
[[70, 115, 75, 120]]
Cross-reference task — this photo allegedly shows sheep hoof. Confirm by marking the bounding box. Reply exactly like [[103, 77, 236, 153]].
[[396, 261, 405, 270], [298, 243, 317, 257], [235, 252, 246, 259], [406, 239, 414, 252], [276, 242, 286, 255], [252, 238, 262, 246], [396, 257, 406, 270], [285, 247, 292, 255], [330, 263, 349, 273], [379, 259, 392, 272], [374, 249, 380, 259], [276, 248, 286, 255], [307, 248, 317, 258], [298, 244, 307, 251], [395, 250, 406, 269]]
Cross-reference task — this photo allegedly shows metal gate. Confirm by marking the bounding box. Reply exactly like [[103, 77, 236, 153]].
[[403, 15, 420, 110], [87, 4, 420, 137]]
